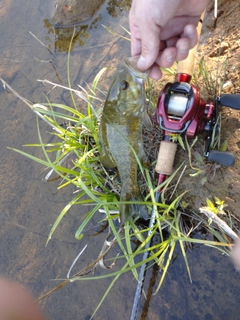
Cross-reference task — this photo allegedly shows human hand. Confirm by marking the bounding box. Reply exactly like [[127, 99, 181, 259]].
[[129, 0, 210, 79], [0, 277, 47, 320]]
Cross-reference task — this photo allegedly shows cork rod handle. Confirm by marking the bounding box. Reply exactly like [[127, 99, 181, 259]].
[[155, 140, 177, 176]]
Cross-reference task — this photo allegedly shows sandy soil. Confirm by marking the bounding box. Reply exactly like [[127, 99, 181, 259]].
[[156, 0, 240, 227]]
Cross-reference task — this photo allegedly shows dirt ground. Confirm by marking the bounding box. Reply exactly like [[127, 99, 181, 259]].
[[156, 0, 240, 225]]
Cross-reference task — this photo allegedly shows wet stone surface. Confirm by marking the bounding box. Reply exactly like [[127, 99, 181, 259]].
[[51, 0, 106, 27]]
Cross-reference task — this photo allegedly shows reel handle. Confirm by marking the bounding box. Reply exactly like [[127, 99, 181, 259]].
[[218, 94, 240, 110], [206, 150, 235, 167]]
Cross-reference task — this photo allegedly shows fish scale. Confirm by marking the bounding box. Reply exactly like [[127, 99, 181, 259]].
[[99, 58, 149, 223]]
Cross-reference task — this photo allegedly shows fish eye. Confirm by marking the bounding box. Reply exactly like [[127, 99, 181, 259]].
[[121, 80, 129, 90]]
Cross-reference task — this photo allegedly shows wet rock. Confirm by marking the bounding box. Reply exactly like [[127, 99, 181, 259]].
[[51, 0, 105, 27]]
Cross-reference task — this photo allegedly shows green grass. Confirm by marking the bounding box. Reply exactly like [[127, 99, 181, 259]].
[[2, 66, 233, 316]]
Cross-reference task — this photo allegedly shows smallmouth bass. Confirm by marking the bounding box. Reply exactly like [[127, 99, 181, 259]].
[[99, 58, 149, 223]]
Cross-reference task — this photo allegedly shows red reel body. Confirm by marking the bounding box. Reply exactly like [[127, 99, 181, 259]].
[[155, 80, 210, 139], [155, 74, 238, 167]]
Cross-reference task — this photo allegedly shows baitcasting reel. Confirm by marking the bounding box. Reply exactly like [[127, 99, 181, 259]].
[[155, 78, 240, 169]]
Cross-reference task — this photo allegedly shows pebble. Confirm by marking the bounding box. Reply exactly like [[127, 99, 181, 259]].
[[206, 16, 217, 30], [222, 80, 234, 92]]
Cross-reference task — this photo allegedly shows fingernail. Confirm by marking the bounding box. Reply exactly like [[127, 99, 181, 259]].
[[179, 46, 189, 55], [184, 25, 195, 38], [166, 54, 175, 63], [137, 55, 146, 70]]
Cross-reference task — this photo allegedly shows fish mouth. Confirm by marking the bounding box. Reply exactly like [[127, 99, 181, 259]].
[[124, 57, 149, 80]]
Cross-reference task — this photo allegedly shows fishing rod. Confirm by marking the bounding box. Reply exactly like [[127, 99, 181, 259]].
[[130, 16, 205, 320], [130, 11, 240, 319]]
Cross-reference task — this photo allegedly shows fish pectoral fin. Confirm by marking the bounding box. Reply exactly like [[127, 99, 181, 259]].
[[131, 200, 149, 220], [120, 194, 149, 223], [143, 109, 153, 129], [141, 159, 150, 170], [139, 148, 150, 169]]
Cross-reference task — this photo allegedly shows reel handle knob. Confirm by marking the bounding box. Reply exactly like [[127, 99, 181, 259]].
[[219, 94, 240, 110], [207, 150, 235, 167]]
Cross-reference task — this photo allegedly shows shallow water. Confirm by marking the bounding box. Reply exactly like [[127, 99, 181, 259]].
[[0, 1, 240, 319]]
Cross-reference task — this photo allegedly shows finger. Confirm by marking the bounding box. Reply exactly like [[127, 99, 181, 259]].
[[155, 47, 177, 69], [175, 37, 191, 61], [165, 36, 180, 47], [162, 25, 198, 63], [129, 20, 142, 59], [136, 24, 161, 72], [231, 237, 240, 270], [148, 64, 163, 80], [160, 16, 200, 40], [182, 24, 199, 49], [0, 278, 46, 320], [163, 25, 198, 50]]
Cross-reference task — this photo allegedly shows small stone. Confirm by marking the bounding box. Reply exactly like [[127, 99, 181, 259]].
[[206, 16, 217, 30], [209, 41, 229, 57], [221, 41, 229, 48], [222, 81, 233, 92]]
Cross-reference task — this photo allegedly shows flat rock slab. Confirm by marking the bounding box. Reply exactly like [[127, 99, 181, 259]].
[[51, 0, 105, 27]]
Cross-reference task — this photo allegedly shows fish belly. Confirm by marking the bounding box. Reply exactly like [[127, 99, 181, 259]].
[[105, 124, 148, 222]]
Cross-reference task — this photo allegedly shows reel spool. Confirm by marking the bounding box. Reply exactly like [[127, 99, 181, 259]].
[[167, 93, 189, 118]]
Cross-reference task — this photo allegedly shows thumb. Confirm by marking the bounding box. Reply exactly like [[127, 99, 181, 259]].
[[137, 25, 161, 71]]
